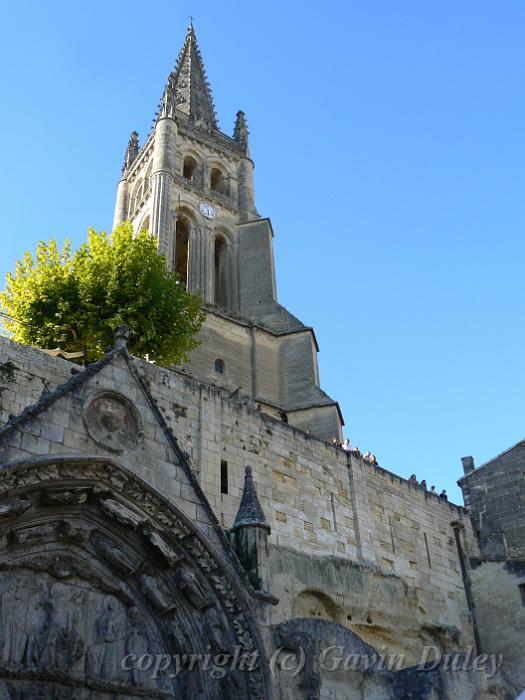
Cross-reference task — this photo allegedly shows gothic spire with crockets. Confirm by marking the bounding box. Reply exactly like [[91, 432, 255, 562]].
[[157, 21, 218, 129]]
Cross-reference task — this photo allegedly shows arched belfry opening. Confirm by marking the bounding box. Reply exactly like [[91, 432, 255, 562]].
[[210, 167, 229, 196], [174, 218, 190, 287], [183, 156, 197, 182], [214, 234, 228, 307]]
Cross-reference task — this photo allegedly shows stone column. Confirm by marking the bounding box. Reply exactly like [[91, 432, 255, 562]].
[[204, 229, 215, 304], [112, 178, 129, 230], [230, 240, 240, 311], [150, 116, 177, 257], [189, 224, 211, 297], [237, 157, 257, 223]]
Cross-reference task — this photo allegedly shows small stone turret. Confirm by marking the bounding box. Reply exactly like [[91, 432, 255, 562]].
[[235, 112, 257, 221], [123, 131, 139, 173], [112, 131, 139, 230], [150, 76, 178, 258], [233, 110, 250, 156], [231, 466, 270, 591]]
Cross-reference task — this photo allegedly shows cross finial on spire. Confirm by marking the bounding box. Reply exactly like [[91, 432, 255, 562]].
[[188, 15, 195, 28]]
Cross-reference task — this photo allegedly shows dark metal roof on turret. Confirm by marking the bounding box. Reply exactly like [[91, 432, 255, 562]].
[[158, 22, 218, 130], [232, 466, 270, 531]]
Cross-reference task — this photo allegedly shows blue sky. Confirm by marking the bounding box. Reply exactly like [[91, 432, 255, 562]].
[[1, 1, 524, 500]]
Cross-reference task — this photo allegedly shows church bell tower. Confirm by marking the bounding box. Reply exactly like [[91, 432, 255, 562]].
[[113, 23, 343, 441]]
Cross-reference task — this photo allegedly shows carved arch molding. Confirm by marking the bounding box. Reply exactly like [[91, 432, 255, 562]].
[[0, 456, 270, 699]]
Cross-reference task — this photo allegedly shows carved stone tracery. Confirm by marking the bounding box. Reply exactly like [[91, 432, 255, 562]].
[[0, 457, 269, 699]]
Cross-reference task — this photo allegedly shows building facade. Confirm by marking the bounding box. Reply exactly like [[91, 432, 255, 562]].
[[0, 22, 522, 700]]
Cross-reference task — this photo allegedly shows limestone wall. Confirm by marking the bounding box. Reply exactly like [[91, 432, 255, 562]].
[[461, 442, 525, 559], [184, 312, 255, 398], [469, 559, 525, 690], [0, 338, 219, 549], [0, 337, 476, 655], [459, 445, 525, 690]]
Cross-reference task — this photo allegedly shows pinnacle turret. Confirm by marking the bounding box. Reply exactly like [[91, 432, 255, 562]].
[[233, 111, 250, 156], [232, 466, 269, 531], [158, 73, 177, 120], [156, 23, 217, 130], [122, 131, 139, 174]]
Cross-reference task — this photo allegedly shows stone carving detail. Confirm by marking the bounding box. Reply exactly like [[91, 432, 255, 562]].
[[47, 554, 85, 580], [14, 523, 57, 546], [25, 583, 84, 670], [123, 482, 189, 537], [42, 488, 90, 505], [0, 500, 32, 518], [175, 565, 213, 610], [139, 574, 177, 614], [60, 462, 108, 482], [179, 535, 218, 573], [0, 457, 269, 699], [126, 606, 152, 688], [98, 498, 145, 529], [0, 553, 133, 605], [83, 391, 142, 453], [204, 606, 231, 653], [91, 534, 139, 575], [17, 466, 60, 488], [85, 596, 126, 682], [143, 527, 183, 567], [55, 520, 89, 543]]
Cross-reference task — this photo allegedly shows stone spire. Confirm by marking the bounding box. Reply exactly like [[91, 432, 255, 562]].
[[158, 22, 218, 130], [232, 466, 269, 532], [233, 111, 250, 156], [122, 131, 139, 174]]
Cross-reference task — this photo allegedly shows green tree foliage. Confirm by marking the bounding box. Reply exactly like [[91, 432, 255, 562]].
[[0, 223, 206, 366]]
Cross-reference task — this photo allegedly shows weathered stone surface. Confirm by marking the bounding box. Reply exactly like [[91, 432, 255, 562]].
[[0, 456, 270, 699], [459, 446, 525, 691], [111, 22, 342, 442], [0, 20, 522, 698], [0, 333, 518, 697]]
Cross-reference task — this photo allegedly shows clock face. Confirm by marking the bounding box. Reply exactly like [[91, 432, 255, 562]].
[[199, 202, 216, 220]]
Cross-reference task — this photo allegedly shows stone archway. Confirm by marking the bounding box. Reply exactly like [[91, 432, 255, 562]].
[[0, 456, 270, 699]]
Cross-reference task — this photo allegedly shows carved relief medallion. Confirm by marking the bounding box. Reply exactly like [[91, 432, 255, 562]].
[[83, 391, 142, 453]]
